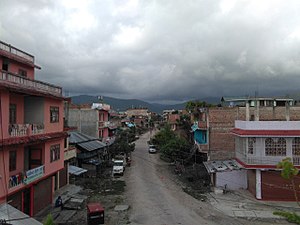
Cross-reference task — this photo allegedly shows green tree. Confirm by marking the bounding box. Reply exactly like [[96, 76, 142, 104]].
[[277, 158, 300, 206], [43, 214, 54, 225]]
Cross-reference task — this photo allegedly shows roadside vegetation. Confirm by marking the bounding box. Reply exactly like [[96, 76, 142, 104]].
[[273, 158, 300, 224]]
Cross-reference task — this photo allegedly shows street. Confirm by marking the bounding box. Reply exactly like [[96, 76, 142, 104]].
[[125, 132, 245, 225]]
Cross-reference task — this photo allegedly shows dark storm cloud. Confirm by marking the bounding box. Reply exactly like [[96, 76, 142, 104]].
[[1, 0, 300, 102]]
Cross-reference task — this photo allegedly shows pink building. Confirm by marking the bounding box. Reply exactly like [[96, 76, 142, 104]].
[[0, 41, 67, 216]]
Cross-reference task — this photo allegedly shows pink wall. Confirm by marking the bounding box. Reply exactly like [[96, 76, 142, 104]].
[[0, 150, 7, 203], [44, 139, 64, 175], [10, 93, 25, 124], [99, 110, 109, 121], [8, 61, 34, 80], [0, 90, 10, 139], [44, 99, 64, 133]]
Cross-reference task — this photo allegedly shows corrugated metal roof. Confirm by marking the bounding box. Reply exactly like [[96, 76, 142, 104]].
[[0, 203, 42, 225], [69, 131, 97, 144], [203, 159, 243, 174], [77, 140, 106, 152], [69, 165, 87, 175]]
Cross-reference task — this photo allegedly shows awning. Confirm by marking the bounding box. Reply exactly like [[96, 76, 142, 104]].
[[0, 203, 42, 225], [69, 165, 88, 175]]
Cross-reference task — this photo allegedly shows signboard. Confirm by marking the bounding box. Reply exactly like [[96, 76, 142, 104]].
[[24, 165, 44, 184]]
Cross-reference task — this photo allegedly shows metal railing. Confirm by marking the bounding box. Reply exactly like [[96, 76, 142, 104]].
[[9, 123, 44, 137], [0, 70, 62, 96], [0, 41, 34, 63]]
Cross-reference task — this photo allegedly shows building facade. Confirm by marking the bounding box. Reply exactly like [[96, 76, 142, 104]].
[[0, 41, 67, 215], [68, 103, 116, 142]]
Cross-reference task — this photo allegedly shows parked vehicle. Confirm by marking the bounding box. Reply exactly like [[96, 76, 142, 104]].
[[112, 160, 125, 176], [148, 145, 157, 154]]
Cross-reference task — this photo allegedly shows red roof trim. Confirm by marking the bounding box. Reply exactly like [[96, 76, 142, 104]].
[[235, 158, 300, 169], [1, 131, 68, 147], [231, 128, 300, 136]]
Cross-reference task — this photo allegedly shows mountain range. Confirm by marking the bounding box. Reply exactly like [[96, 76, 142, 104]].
[[70, 95, 220, 113]]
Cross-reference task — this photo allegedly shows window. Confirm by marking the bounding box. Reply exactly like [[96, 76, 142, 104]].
[[265, 137, 286, 156], [50, 106, 59, 123], [293, 137, 300, 155], [9, 150, 16, 171], [248, 138, 256, 154], [18, 69, 27, 77], [50, 144, 60, 162], [9, 104, 16, 124]]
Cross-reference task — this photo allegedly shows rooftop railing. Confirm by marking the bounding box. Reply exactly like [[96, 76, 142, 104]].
[[0, 41, 34, 63], [0, 70, 62, 96]]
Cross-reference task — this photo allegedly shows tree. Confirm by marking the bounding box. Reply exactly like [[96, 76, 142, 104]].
[[43, 214, 54, 225], [277, 158, 300, 206]]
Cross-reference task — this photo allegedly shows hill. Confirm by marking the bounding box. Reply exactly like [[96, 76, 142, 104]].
[[70, 95, 221, 114]]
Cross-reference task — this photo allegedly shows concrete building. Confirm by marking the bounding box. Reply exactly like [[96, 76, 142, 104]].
[[68, 103, 116, 142], [0, 40, 67, 216], [192, 96, 300, 161]]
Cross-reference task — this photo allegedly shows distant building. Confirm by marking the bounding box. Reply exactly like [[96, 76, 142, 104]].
[[0, 40, 67, 216], [68, 103, 116, 142], [125, 107, 150, 118]]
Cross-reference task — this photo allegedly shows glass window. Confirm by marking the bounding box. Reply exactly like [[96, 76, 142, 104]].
[[50, 106, 59, 123], [9, 104, 16, 124], [50, 144, 60, 162], [265, 137, 286, 156], [293, 137, 300, 155], [9, 150, 16, 171], [248, 138, 256, 154]]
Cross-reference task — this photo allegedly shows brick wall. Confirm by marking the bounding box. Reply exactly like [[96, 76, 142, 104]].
[[207, 106, 300, 160]]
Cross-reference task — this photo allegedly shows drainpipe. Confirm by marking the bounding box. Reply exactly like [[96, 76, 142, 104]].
[[246, 101, 250, 121], [255, 99, 259, 121]]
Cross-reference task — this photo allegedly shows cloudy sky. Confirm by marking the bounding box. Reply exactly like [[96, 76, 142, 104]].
[[1, 0, 300, 103]]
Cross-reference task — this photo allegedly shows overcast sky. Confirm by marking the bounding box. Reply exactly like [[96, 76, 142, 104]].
[[1, 0, 300, 103]]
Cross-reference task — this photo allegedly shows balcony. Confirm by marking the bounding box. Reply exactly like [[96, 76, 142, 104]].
[[0, 41, 34, 63], [64, 146, 77, 161], [235, 120, 300, 130], [236, 151, 300, 166], [9, 123, 44, 137], [8, 165, 45, 189], [99, 121, 116, 129], [0, 70, 62, 97]]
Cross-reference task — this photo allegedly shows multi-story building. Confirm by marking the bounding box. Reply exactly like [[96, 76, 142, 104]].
[[68, 103, 116, 142], [192, 96, 300, 161], [0, 41, 67, 215]]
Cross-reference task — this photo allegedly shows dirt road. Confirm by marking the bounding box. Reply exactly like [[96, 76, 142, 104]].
[[125, 132, 244, 225]]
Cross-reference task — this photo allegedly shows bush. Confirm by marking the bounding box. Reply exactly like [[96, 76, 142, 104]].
[[43, 214, 54, 225], [273, 211, 300, 224]]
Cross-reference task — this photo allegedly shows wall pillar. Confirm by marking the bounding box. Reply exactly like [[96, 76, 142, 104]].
[[256, 169, 262, 199]]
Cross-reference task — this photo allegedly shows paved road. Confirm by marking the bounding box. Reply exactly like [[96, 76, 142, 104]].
[[125, 132, 245, 225]]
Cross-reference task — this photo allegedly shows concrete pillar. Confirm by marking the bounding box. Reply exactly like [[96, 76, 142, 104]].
[[255, 100, 259, 121], [256, 169, 262, 199], [286, 101, 290, 121], [246, 101, 250, 121]]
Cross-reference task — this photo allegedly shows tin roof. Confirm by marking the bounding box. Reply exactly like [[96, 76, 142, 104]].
[[0, 203, 42, 225], [203, 159, 243, 174], [69, 131, 97, 144], [77, 140, 106, 152]]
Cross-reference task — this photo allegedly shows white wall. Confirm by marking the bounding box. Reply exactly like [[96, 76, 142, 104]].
[[216, 170, 247, 190]]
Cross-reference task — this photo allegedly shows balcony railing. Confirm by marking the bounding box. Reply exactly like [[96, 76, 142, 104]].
[[236, 151, 300, 166], [99, 121, 116, 128], [0, 41, 34, 63], [0, 70, 62, 97], [9, 123, 44, 137], [8, 165, 44, 188]]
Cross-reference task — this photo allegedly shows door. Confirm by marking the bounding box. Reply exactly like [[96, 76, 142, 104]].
[[23, 188, 31, 215]]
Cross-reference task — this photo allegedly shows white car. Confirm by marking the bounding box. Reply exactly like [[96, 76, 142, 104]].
[[148, 145, 157, 154], [112, 160, 125, 176]]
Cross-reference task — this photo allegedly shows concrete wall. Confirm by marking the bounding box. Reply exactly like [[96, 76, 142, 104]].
[[216, 170, 248, 190], [24, 96, 44, 124], [207, 106, 300, 160], [69, 108, 98, 138]]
